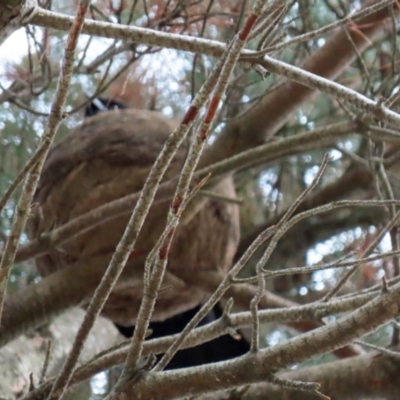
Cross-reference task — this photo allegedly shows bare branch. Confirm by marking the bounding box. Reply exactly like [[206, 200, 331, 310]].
[[0, 0, 86, 327]]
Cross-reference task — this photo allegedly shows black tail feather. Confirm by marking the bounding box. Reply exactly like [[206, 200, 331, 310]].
[[114, 303, 249, 370]]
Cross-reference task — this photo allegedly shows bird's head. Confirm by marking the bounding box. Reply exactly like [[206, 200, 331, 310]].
[[84, 96, 127, 118]]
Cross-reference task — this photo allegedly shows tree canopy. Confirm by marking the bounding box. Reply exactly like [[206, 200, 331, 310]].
[[1, 0, 400, 399]]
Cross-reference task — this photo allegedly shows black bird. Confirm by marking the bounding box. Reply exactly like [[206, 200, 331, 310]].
[[84, 97, 249, 370]]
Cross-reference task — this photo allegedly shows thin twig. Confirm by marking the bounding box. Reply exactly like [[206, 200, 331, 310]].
[[116, 55, 225, 375], [236, 249, 400, 284], [322, 204, 400, 301], [124, 0, 270, 374], [0, 0, 85, 331], [254, 0, 395, 54], [0, 141, 47, 214], [250, 154, 331, 352], [39, 340, 52, 385]]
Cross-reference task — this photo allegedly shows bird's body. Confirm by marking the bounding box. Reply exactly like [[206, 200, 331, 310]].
[[27, 107, 239, 324], [26, 100, 249, 368]]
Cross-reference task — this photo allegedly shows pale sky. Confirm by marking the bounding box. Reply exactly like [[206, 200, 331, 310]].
[[0, 29, 27, 75]]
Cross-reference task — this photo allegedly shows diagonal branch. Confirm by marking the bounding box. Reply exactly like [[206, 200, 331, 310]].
[[203, 0, 399, 166], [0, 0, 86, 326]]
